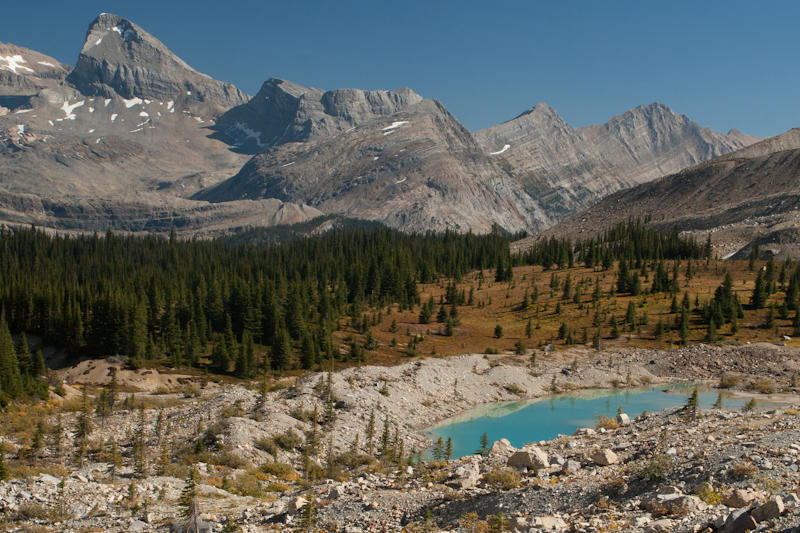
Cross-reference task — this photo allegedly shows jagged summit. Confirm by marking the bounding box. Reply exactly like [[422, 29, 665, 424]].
[[66, 13, 246, 113], [200, 97, 547, 234], [214, 77, 423, 152], [537, 128, 800, 258], [475, 101, 758, 221]]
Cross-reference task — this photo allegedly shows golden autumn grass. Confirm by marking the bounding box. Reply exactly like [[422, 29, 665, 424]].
[[334, 259, 794, 367]]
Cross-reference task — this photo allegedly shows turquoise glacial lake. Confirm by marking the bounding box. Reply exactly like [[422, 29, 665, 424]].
[[427, 385, 749, 459]]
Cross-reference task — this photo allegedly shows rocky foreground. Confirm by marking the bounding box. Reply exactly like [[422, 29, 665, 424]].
[[0, 343, 798, 531]]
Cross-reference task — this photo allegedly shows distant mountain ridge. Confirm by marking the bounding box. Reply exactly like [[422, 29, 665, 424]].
[[527, 129, 800, 259], [476, 102, 758, 220], [198, 99, 548, 234]]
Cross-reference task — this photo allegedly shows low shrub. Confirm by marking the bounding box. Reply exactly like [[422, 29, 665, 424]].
[[595, 415, 620, 430], [260, 461, 295, 479], [746, 379, 775, 394], [484, 467, 520, 490], [730, 461, 758, 479], [718, 374, 740, 389]]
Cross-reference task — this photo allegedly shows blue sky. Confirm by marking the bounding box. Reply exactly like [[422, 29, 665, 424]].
[[2, 0, 796, 137]]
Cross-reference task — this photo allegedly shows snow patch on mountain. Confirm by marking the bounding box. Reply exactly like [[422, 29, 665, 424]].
[[61, 100, 85, 120], [489, 144, 511, 155], [0, 55, 34, 74], [123, 97, 143, 108], [382, 121, 408, 131]]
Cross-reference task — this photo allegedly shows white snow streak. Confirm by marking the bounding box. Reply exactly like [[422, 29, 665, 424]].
[[395, 177, 407, 184], [122, 97, 143, 108], [382, 121, 408, 131], [104, 98, 112, 107], [0, 55, 34, 74], [37, 61, 55, 68], [167, 100, 174, 110], [382, 130, 395, 136], [281, 162, 295, 168], [489, 144, 511, 155], [110, 113, 118, 122], [14, 109, 32, 114], [60, 99, 85, 120], [139, 111, 149, 117]]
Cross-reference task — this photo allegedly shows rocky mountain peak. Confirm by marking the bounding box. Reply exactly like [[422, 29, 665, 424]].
[[66, 13, 246, 114], [214, 78, 424, 153]]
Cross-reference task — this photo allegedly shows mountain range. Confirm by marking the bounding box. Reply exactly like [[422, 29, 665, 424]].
[[530, 128, 800, 259], [0, 13, 765, 237]]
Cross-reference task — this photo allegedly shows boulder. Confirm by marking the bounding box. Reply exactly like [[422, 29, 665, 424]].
[[750, 495, 784, 522], [589, 448, 619, 466], [722, 488, 761, 508], [519, 444, 550, 467], [644, 519, 674, 533], [573, 427, 596, 436], [562, 459, 582, 473], [530, 516, 568, 531], [721, 509, 757, 533], [327, 485, 346, 500], [644, 493, 706, 515], [288, 496, 307, 514], [450, 461, 481, 489], [507, 447, 549, 470], [489, 438, 516, 456], [129, 520, 147, 532], [616, 412, 631, 425], [782, 492, 799, 508]]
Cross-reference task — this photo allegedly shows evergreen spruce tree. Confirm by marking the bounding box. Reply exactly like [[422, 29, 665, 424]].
[[180, 468, 199, 523], [685, 388, 699, 419], [295, 494, 317, 532], [751, 270, 767, 309], [0, 444, 8, 481], [478, 432, 489, 456], [366, 408, 376, 455]]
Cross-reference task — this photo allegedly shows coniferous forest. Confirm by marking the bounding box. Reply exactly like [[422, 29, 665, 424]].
[[0, 221, 705, 405]]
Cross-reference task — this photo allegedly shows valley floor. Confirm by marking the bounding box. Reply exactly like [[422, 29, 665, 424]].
[[0, 343, 799, 532]]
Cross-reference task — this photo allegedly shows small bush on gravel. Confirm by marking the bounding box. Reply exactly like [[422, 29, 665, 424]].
[[718, 374, 740, 389], [253, 437, 278, 456], [695, 483, 723, 504], [273, 430, 303, 451], [640, 453, 673, 482], [484, 467, 520, 490], [746, 378, 775, 394], [15, 503, 49, 520], [595, 414, 620, 430], [730, 461, 758, 479], [260, 461, 295, 479]]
